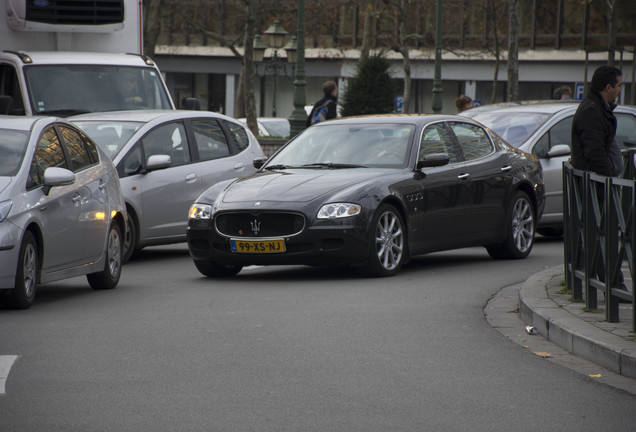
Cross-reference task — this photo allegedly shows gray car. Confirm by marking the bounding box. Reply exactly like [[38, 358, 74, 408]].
[[71, 110, 265, 262], [0, 116, 126, 309], [462, 102, 636, 236]]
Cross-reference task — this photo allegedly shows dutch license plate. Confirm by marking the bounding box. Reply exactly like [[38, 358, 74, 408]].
[[230, 238, 286, 253]]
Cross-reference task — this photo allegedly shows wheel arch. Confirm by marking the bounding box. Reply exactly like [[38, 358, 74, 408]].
[[23, 222, 43, 284], [514, 181, 538, 216]]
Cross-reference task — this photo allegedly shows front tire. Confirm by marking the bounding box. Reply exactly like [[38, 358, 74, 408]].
[[359, 204, 406, 277], [486, 190, 535, 259], [122, 211, 137, 264], [194, 260, 243, 277], [87, 222, 122, 290], [5, 231, 38, 309]]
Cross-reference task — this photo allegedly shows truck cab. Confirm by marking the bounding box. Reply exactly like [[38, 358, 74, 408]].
[[0, 0, 175, 116]]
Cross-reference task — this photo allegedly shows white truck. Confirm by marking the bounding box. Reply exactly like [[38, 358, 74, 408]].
[[0, 0, 175, 116]]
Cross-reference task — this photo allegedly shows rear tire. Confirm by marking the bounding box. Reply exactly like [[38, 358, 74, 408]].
[[87, 222, 122, 290], [358, 204, 405, 277], [194, 260, 242, 277], [486, 191, 535, 259], [5, 231, 38, 309]]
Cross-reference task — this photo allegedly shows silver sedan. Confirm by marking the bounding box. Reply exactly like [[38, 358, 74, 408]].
[[463, 101, 636, 236], [71, 110, 265, 262]]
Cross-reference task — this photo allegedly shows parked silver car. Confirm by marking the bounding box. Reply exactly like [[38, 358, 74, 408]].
[[462, 101, 636, 236], [0, 116, 126, 309], [71, 110, 265, 262], [238, 117, 290, 138]]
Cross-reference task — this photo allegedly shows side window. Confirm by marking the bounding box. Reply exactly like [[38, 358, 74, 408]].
[[59, 125, 93, 172], [27, 128, 67, 190], [419, 123, 459, 163], [0, 64, 25, 115], [80, 130, 100, 163], [192, 119, 231, 160], [223, 120, 250, 152], [141, 122, 190, 166], [532, 116, 572, 158], [119, 145, 143, 177], [449, 122, 493, 161], [616, 113, 636, 148]]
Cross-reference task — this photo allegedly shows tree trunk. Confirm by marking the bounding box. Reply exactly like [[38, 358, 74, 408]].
[[243, 0, 258, 136], [507, 0, 520, 102], [607, 0, 617, 66], [143, 0, 164, 57]]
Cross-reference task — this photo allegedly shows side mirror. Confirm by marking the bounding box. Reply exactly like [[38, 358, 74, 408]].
[[417, 153, 450, 169], [145, 154, 172, 172], [253, 156, 268, 169], [546, 144, 571, 158], [42, 167, 75, 195]]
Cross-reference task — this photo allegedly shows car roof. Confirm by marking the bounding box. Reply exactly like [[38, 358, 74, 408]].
[[318, 114, 463, 125], [11, 51, 153, 67], [463, 101, 581, 116], [70, 109, 238, 124], [0, 115, 55, 131]]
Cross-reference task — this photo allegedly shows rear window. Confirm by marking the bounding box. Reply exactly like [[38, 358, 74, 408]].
[[471, 112, 550, 148]]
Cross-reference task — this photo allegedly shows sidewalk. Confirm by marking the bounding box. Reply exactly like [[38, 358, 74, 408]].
[[518, 266, 636, 379]]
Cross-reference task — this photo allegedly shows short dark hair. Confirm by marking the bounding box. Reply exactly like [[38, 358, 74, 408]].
[[455, 95, 472, 111], [322, 81, 337, 97], [591, 66, 621, 92]]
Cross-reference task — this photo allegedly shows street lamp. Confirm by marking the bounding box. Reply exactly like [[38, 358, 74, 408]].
[[253, 21, 288, 117], [288, 0, 307, 137], [431, 0, 443, 113]]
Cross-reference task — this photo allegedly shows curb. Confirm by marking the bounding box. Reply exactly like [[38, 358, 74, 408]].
[[519, 267, 636, 379]]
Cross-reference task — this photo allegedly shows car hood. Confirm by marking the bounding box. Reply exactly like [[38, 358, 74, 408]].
[[220, 169, 388, 204]]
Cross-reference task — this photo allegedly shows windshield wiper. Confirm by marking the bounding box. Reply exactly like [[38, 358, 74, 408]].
[[264, 164, 292, 170], [301, 162, 366, 169], [36, 109, 91, 117]]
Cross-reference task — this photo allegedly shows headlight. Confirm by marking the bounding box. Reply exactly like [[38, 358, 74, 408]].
[[317, 203, 361, 219], [189, 203, 212, 220], [0, 200, 12, 223]]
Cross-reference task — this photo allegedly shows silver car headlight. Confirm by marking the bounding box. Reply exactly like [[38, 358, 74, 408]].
[[317, 203, 361, 219], [0, 200, 12, 223], [189, 203, 213, 220]]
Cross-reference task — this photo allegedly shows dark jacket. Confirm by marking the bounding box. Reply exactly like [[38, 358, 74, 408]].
[[306, 95, 337, 127], [571, 89, 622, 176]]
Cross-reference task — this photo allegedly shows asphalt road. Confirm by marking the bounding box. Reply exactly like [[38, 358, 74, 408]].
[[1, 237, 635, 431]]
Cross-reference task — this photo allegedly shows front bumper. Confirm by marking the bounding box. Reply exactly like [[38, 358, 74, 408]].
[[187, 217, 370, 267]]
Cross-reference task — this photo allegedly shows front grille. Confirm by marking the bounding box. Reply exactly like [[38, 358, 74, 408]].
[[26, 0, 124, 26], [215, 212, 305, 238]]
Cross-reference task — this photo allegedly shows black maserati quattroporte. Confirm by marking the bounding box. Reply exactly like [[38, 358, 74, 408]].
[[187, 115, 545, 277]]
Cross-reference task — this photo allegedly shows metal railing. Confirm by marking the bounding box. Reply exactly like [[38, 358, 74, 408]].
[[563, 149, 636, 331]]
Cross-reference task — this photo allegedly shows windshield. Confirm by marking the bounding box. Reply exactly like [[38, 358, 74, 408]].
[[470, 112, 551, 148], [25, 65, 173, 116], [265, 123, 415, 168], [73, 121, 144, 159], [260, 120, 290, 138], [0, 129, 28, 176]]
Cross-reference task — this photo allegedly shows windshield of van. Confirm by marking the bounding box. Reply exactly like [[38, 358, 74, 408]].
[[24, 65, 173, 116], [0, 129, 28, 176]]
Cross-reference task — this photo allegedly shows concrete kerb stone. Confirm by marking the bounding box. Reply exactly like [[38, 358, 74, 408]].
[[519, 266, 636, 379]]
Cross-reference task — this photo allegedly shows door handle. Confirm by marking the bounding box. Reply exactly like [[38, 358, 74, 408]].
[[185, 173, 197, 182], [72, 194, 82, 203], [99, 180, 107, 191], [457, 173, 470, 180], [234, 162, 245, 170], [500, 165, 512, 172]]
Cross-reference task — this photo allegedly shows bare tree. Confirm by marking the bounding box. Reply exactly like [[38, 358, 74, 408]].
[[507, 0, 519, 101], [606, 0, 618, 66], [143, 0, 166, 57]]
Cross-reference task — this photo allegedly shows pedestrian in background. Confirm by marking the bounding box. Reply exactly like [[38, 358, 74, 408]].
[[454, 95, 473, 112], [571, 66, 622, 176], [571, 65, 626, 294], [307, 81, 338, 127], [553, 86, 572, 100]]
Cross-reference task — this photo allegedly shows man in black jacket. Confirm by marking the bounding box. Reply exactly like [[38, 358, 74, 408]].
[[571, 65, 623, 176], [306, 81, 338, 127], [571, 65, 627, 296]]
